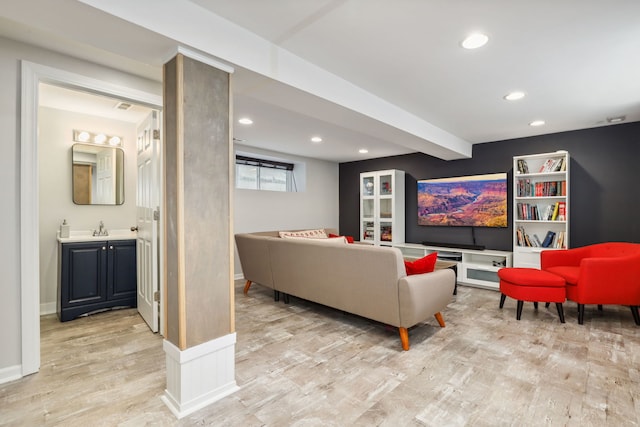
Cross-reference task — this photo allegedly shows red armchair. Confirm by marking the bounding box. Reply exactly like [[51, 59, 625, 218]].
[[541, 242, 640, 325]]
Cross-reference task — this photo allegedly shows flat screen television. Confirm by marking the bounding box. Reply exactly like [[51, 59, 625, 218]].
[[417, 173, 508, 227]]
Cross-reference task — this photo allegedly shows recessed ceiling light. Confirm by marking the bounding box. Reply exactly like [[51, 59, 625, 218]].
[[607, 115, 626, 123], [311, 136, 323, 143], [238, 117, 253, 125], [358, 148, 369, 154], [529, 120, 545, 127], [504, 91, 526, 101], [461, 33, 489, 49]]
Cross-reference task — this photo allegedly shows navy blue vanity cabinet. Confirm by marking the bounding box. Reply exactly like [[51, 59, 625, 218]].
[[58, 239, 137, 322]]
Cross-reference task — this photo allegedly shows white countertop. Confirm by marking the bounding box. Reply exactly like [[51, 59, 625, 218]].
[[57, 229, 137, 243]]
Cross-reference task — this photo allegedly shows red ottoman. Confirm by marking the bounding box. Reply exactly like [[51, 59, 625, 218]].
[[498, 267, 566, 323]]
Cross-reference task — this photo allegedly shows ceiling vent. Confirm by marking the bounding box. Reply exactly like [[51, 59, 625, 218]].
[[114, 101, 133, 111]]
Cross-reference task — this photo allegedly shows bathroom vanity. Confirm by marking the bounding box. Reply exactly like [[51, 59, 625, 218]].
[[57, 230, 137, 322]]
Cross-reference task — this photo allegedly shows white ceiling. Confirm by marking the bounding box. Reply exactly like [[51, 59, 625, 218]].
[[2, 0, 640, 162]]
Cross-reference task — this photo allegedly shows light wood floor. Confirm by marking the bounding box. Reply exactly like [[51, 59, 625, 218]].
[[2, 280, 640, 426]]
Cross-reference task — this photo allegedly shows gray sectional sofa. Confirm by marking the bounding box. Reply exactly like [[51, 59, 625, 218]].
[[235, 229, 455, 350]]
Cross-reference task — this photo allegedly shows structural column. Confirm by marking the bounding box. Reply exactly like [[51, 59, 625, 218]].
[[161, 53, 238, 418]]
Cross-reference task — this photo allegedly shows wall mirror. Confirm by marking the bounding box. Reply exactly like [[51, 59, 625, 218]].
[[72, 143, 125, 205]]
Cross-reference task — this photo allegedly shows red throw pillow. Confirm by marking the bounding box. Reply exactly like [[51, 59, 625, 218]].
[[404, 252, 438, 275], [328, 233, 354, 244]]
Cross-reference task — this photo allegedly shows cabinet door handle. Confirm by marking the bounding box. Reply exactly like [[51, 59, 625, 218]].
[[109, 245, 114, 250], [102, 246, 106, 250]]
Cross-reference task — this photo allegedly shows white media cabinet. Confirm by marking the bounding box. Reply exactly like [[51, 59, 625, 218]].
[[393, 243, 512, 291]]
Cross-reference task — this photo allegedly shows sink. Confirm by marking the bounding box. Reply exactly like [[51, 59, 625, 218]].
[[57, 228, 137, 243]]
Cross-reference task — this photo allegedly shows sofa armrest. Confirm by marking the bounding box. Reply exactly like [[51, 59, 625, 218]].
[[541, 246, 591, 269], [574, 253, 640, 303], [397, 268, 455, 328]]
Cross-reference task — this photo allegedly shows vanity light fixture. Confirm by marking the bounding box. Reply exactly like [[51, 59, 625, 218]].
[[238, 117, 253, 125], [73, 129, 123, 146], [311, 136, 323, 143], [504, 91, 526, 101], [529, 120, 545, 127], [94, 133, 107, 144], [461, 32, 489, 49], [76, 130, 91, 142]]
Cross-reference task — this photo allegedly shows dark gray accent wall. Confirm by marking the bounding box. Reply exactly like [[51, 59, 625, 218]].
[[339, 122, 640, 251]]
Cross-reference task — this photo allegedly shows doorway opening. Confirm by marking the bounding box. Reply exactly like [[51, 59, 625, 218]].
[[21, 61, 163, 377]]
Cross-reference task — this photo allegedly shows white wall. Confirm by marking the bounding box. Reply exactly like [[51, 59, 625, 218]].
[[38, 107, 138, 314], [0, 35, 161, 375], [233, 144, 339, 277]]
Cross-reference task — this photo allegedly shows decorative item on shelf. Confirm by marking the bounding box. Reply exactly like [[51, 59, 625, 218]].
[[516, 159, 529, 174], [364, 180, 374, 196]]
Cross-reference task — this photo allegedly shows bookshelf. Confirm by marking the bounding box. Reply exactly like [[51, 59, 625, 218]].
[[513, 151, 569, 268], [360, 169, 405, 245]]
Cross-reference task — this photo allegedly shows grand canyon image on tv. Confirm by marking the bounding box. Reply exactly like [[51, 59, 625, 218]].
[[417, 173, 508, 227]]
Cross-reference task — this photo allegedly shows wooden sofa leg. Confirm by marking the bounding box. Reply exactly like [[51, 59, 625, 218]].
[[243, 280, 252, 295], [434, 312, 446, 327], [399, 327, 409, 351], [630, 306, 640, 325]]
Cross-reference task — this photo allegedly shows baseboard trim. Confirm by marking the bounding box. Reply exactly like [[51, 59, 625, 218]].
[[40, 302, 56, 316], [0, 365, 22, 385], [161, 334, 239, 418]]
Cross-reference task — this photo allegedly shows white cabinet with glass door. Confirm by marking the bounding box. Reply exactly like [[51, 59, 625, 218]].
[[360, 169, 405, 245]]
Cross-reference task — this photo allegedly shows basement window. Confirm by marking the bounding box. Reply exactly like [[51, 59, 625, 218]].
[[235, 155, 296, 192]]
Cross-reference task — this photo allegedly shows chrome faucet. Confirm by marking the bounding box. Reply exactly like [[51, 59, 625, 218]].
[[93, 221, 109, 237]]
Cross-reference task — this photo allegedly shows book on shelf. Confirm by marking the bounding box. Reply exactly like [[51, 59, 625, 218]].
[[530, 180, 565, 197], [550, 202, 559, 221], [532, 234, 542, 247], [553, 157, 566, 172], [556, 201, 566, 221], [539, 158, 555, 173], [538, 157, 565, 173], [541, 230, 556, 248], [516, 226, 526, 247], [516, 225, 534, 247]]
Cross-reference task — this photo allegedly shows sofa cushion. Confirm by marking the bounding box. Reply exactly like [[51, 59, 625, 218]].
[[328, 233, 355, 243], [404, 252, 438, 276], [284, 235, 348, 245], [544, 265, 580, 285], [279, 229, 328, 239]]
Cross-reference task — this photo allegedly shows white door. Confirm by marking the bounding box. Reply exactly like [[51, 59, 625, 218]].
[[96, 148, 116, 204], [136, 111, 161, 332]]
